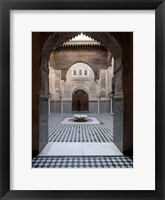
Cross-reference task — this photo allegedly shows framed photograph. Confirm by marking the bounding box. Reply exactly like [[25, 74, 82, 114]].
[[0, 0, 164, 199]]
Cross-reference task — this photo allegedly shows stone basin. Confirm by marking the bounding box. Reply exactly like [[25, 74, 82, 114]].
[[73, 114, 88, 122]]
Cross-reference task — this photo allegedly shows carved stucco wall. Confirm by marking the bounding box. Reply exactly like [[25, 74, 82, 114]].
[[49, 61, 113, 102], [49, 46, 108, 80]]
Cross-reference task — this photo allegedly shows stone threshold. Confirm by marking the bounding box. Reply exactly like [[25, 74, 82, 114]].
[[39, 142, 122, 156]]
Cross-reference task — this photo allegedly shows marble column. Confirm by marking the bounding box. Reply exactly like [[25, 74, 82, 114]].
[[48, 97, 50, 115], [110, 97, 113, 114], [98, 98, 100, 114], [61, 98, 63, 114]]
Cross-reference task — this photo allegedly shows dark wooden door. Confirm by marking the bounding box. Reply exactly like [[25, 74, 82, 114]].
[[72, 90, 88, 112]]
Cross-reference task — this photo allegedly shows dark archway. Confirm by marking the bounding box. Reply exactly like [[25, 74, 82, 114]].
[[72, 90, 88, 112]]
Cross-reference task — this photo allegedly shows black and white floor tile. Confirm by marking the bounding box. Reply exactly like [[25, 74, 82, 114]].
[[32, 156, 133, 168], [33, 114, 133, 168], [48, 113, 113, 142]]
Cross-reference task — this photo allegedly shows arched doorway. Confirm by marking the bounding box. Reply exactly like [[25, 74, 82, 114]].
[[72, 90, 88, 112], [32, 32, 133, 156]]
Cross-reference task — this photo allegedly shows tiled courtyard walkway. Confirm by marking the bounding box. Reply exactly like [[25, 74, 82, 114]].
[[48, 113, 113, 142], [32, 113, 133, 168]]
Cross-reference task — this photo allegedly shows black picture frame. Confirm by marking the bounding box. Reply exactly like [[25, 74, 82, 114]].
[[0, 0, 164, 199]]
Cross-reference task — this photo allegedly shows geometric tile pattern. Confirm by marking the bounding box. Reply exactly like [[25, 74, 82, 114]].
[[48, 113, 113, 142], [32, 156, 133, 168]]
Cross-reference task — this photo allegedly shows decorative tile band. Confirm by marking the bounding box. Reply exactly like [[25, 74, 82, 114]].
[[32, 155, 133, 168]]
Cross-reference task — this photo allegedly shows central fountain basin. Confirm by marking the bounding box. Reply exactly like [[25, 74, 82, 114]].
[[73, 114, 88, 122]]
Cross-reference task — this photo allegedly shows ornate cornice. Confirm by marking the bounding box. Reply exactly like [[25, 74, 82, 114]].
[[56, 42, 105, 53]]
